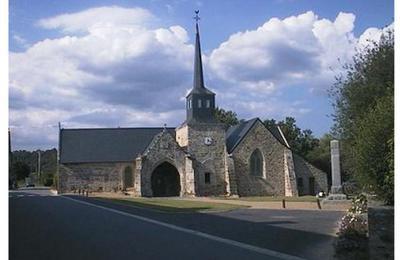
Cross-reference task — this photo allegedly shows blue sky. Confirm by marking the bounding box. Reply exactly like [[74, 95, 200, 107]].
[[9, 0, 394, 150]]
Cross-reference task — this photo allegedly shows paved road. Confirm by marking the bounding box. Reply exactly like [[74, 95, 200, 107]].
[[10, 189, 344, 260]]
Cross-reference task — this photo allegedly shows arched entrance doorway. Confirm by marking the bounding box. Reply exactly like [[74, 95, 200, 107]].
[[151, 162, 180, 197]]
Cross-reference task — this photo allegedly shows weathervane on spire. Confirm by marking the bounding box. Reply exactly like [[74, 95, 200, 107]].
[[193, 10, 200, 23]]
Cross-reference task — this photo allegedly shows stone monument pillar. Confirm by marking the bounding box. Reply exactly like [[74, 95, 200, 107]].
[[324, 140, 347, 202], [330, 140, 342, 193]]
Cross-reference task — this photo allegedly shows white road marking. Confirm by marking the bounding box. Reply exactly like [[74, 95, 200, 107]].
[[61, 196, 306, 260]]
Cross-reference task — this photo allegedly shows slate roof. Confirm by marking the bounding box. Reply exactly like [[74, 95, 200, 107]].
[[59, 127, 175, 163], [226, 118, 258, 153], [226, 118, 289, 153], [186, 86, 215, 96]]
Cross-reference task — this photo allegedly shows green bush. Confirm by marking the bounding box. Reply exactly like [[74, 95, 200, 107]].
[[330, 31, 394, 205]]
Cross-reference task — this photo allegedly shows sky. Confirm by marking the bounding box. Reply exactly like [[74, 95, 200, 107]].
[[8, 0, 394, 151]]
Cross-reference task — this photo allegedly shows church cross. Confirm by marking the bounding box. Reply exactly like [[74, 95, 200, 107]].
[[193, 10, 200, 23]]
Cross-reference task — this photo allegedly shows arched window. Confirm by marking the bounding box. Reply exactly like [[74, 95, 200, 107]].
[[250, 149, 263, 177]]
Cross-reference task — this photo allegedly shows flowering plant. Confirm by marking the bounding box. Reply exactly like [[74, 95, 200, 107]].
[[335, 193, 368, 254], [347, 193, 368, 214], [338, 213, 368, 239]]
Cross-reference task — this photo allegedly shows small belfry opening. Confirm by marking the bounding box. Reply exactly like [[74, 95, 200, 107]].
[[151, 162, 181, 197]]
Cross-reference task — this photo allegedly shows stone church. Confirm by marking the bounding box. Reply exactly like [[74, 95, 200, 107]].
[[58, 19, 328, 197]]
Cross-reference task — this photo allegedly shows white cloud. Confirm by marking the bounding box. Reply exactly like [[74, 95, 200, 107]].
[[12, 34, 30, 49], [209, 11, 357, 94], [37, 6, 154, 33], [205, 11, 393, 129], [358, 23, 394, 48], [10, 6, 193, 150]]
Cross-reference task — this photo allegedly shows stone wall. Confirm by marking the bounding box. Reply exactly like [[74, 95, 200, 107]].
[[176, 124, 188, 147], [140, 130, 190, 197], [293, 153, 328, 195], [224, 153, 238, 196], [232, 120, 286, 196], [58, 162, 134, 193], [187, 122, 227, 196], [283, 148, 298, 196]]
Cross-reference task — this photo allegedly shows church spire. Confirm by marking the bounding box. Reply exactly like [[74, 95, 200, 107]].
[[185, 11, 216, 123], [193, 10, 204, 89]]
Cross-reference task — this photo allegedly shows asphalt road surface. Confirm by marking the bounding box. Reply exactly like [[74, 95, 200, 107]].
[[9, 189, 344, 260]]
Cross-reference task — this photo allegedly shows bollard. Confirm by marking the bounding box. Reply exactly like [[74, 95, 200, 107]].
[[317, 199, 321, 210], [282, 199, 286, 209]]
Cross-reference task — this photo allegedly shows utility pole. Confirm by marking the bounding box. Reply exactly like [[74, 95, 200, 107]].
[[37, 151, 41, 185]]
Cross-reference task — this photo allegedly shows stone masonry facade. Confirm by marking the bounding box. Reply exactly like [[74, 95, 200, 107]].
[[231, 120, 286, 196], [59, 162, 134, 193], [185, 122, 228, 196], [58, 120, 329, 197], [137, 130, 193, 197]]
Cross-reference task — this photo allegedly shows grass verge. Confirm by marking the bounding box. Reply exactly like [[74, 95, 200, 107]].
[[214, 195, 318, 202], [94, 197, 249, 213]]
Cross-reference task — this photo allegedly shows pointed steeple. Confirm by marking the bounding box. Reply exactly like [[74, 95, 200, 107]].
[[185, 11, 216, 123], [193, 10, 204, 89]]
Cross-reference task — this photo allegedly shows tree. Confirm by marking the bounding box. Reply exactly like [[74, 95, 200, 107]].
[[306, 134, 333, 185], [330, 30, 394, 204], [353, 95, 394, 204], [263, 117, 318, 158], [11, 149, 58, 186], [12, 161, 30, 180], [214, 107, 240, 127], [263, 119, 276, 129]]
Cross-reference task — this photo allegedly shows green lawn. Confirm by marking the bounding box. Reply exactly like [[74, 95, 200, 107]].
[[95, 197, 249, 213]]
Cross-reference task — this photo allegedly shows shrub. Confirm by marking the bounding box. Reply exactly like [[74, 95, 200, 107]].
[[338, 214, 368, 239], [347, 193, 368, 214], [335, 194, 369, 257]]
